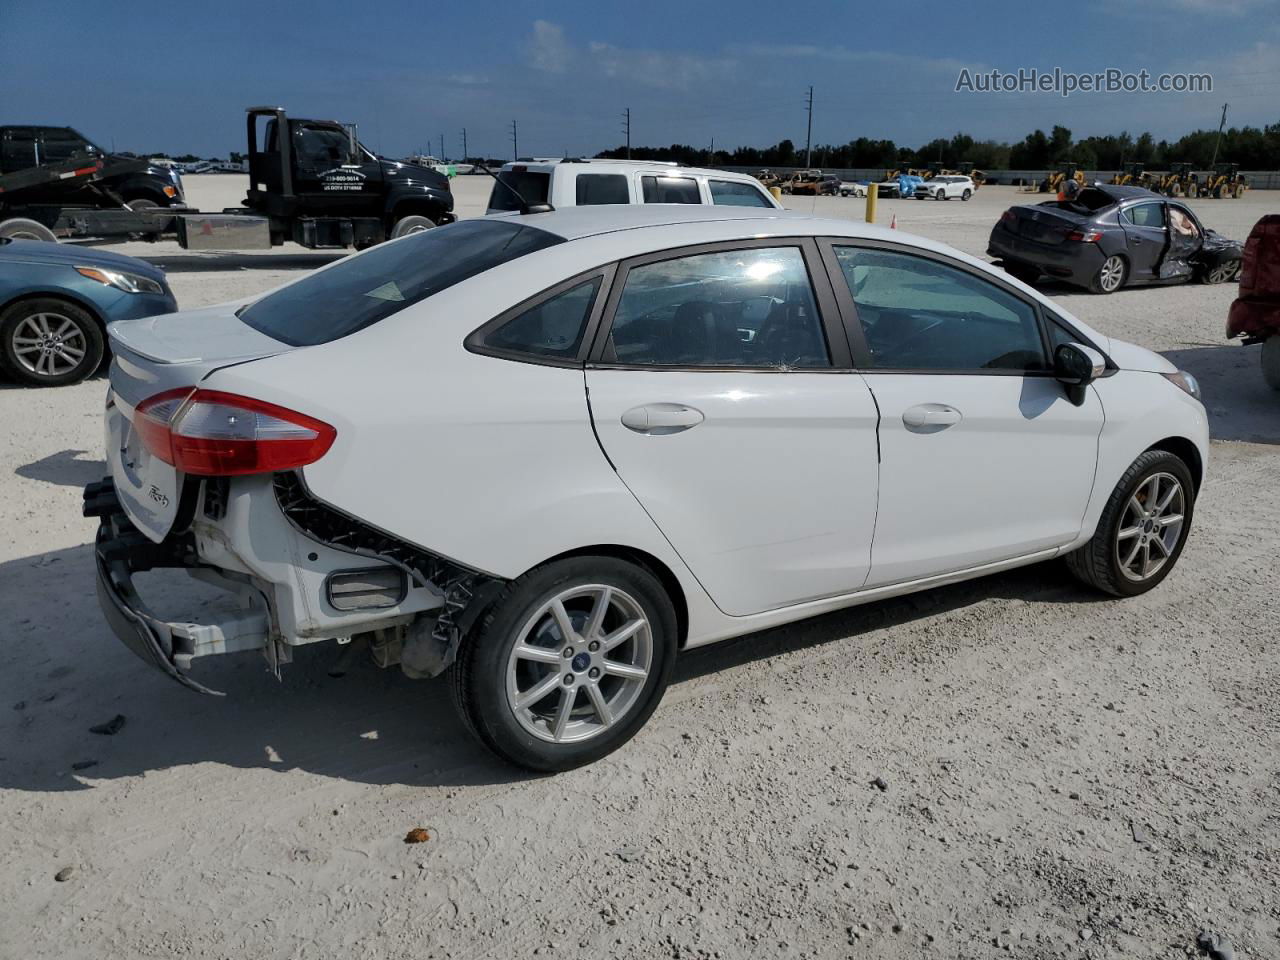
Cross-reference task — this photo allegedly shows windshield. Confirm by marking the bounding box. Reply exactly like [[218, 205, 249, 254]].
[[238, 220, 563, 346]]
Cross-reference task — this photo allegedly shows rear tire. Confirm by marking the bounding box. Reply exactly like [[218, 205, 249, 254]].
[[0, 217, 57, 242], [1090, 254, 1127, 294], [1065, 449, 1195, 597], [390, 215, 436, 239], [1262, 336, 1280, 392], [961, 189, 972, 200], [125, 197, 160, 211], [450, 556, 677, 771], [0, 298, 104, 387]]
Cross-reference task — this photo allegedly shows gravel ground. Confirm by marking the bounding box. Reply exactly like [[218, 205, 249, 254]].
[[1, 176, 1277, 960]]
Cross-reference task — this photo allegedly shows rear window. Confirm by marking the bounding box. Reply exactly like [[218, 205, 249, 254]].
[[238, 220, 563, 346], [488, 170, 550, 211], [575, 173, 630, 205], [641, 176, 701, 204]]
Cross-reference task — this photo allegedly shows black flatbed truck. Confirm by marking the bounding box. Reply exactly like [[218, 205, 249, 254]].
[[0, 108, 454, 249]]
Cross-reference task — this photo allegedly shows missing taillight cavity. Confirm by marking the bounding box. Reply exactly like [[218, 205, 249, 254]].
[[134, 389, 336, 476]]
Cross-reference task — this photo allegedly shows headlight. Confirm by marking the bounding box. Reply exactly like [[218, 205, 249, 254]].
[[76, 265, 166, 295], [1162, 370, 1202, 401]]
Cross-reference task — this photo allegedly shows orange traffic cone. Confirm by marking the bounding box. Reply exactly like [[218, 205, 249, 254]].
[[889, 213, 897, 229]]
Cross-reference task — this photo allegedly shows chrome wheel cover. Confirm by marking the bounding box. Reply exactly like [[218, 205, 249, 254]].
[[11, 312, 88, 378], [505, 584, 652, 744], [1115, 472, 1186, 582]]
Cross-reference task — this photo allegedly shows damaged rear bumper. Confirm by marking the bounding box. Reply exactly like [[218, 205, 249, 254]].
[[87, 479, 258, 695]]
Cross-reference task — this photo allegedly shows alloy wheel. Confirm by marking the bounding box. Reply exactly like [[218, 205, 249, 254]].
[[505, 584, 653, 744], [1099, 256, 1125, 293], [1115, 472, 1185, 582], [11, 312, 88, 379]]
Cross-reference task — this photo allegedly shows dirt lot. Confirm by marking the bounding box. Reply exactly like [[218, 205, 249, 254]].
[[2, 176, 1277, 960]]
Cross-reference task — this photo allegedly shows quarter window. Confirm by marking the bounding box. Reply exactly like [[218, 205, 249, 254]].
[[833, 246, 1046, 371], [640, 176, 701, 204], [606, 246, 830, 367], [479, 278, 601, 360], [709, 180, 772, 207], [575, 173, 630, 205]]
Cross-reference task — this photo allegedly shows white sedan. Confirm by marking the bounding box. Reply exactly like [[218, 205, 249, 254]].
[[914, 175, 976, 200], [88, 206, 1208, 770]]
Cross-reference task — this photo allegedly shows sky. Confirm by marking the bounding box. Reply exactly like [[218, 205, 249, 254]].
[[2, 0, 1278, 160]]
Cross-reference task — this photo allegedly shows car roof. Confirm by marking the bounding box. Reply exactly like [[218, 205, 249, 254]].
[[1091, 184, 1164, 202], [510, 204, 900, 243], [499, 159, 758, 181]]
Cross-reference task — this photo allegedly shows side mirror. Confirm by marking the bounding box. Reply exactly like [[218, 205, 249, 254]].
[[1054, 342, 1106, 405]]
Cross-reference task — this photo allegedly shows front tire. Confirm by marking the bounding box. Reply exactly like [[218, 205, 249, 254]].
[[1262, 336, 1280, 391], [390, 214, 436, 239], [1091, 254, 1128, 294], [450, 556, 677, 771], [1066, 450, 1195, 597], [0, 298, 104, 387]]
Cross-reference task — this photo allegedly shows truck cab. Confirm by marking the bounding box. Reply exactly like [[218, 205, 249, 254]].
[[244, 108, 453, 247]]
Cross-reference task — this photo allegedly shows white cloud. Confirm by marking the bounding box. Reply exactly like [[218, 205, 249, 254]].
[[586, 40, 736, 90], [528, 20, 572, 74]]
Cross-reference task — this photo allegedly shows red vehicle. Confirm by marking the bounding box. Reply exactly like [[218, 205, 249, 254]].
[[1226, 215, 1280, 390]]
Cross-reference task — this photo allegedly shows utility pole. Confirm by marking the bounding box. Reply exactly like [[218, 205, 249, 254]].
[[511, 120, 518, 160], [1210, 102, 1229, 169], [707, 137, 714, 167], [622, 108, 631, 159], [461, 128, 467, 161], [804, 85, 814, 168], [439, 133, 445, 160]]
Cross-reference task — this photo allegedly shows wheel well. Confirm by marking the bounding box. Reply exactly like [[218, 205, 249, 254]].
[[544, 545, 689, 647], [388, 199, 443, 224], [0, 291, 105, 332], [1146, 436, 1203, 495]]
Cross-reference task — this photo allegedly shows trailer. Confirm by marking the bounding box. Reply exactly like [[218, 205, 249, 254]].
[[0, 108, 455, 250]]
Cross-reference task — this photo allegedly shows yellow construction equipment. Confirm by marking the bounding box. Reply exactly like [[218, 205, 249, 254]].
[[1201, 162, 1248, 199], [1110, 162, 1156, 189], [1159, 162, 1199, 198], [1038, 163, 1086, 194]]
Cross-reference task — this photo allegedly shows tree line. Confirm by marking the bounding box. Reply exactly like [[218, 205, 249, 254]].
[[596, 119, 1280, 170]]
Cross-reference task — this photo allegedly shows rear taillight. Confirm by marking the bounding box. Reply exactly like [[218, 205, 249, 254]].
[[1000, 210, 1016, 223], [134, 389, 336, 476], [1067, 230, 1102, 243]]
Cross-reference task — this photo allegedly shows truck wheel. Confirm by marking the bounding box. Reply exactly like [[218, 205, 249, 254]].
[[0, 298, 104, 387], [1263, 336, 1280, 392], [391, 215, 436, 239], [0, 218, 57, 242], [125, 198, 160, 211]]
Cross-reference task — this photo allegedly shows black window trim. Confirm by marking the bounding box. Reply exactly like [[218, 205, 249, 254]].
[[817, 236, 1114, 377], [464, 263, 617, 368], [585, 236, 854, 372]]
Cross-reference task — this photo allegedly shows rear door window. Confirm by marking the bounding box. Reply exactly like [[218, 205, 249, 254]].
[[1123, 202, 1166, 228], [575, 173, 630, 205], [238, 220, 564, 346], [709, 180, 773, 207], [641, 176, 701, 204], [488, 170, 550, 211]]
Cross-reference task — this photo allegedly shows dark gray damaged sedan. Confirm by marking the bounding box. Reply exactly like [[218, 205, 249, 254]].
[[988, 184, 1242, 294]]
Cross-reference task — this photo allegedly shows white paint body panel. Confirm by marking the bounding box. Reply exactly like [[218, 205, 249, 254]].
[[586, 369, 880, 615], [863, 374, 1103, 585]]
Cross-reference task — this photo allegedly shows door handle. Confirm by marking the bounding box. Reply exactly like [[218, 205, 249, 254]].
[[621, 403, 704, 435], [902, 403, 962, 430]]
